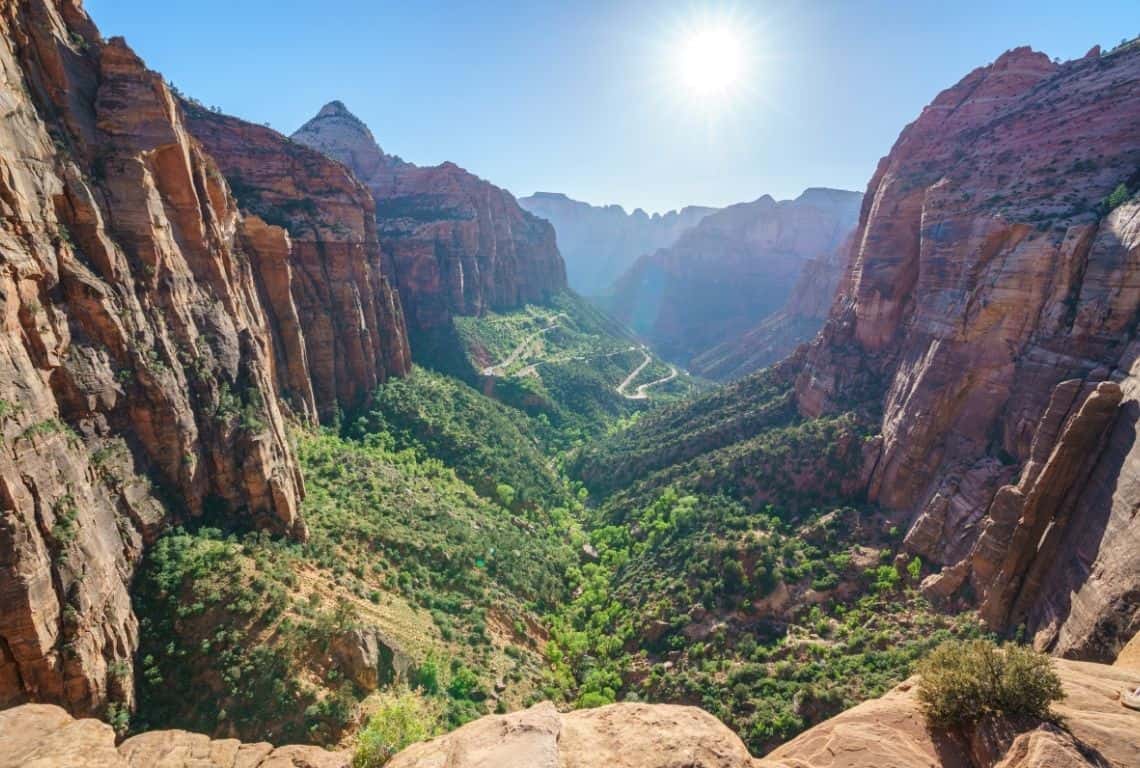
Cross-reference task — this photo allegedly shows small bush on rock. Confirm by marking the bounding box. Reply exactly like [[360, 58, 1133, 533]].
[[916, 639, 1063, 727], [353, 687, 443, 768]]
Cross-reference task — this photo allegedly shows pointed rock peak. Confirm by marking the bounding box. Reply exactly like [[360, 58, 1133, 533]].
[[317, 100, 354, 118], [292, 100, 400, 179]]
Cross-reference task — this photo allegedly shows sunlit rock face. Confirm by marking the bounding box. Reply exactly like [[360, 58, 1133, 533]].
[[183, 105, 411, 422], [0, 0, 414, 717], [795, 44, 1140, 657], [293, 102, 567, 333], [518, 192, 717, 297], [605, 188, 861, 366]]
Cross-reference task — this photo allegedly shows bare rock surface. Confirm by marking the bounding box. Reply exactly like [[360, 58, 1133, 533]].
[[183, 103, 411, 421], [606, 188, 861, 367], [0, 704, 349, 768], [518, 191, 716, 296], [0, 0, 322, 715], [794, 43, 1140, 654], [757, 659, 1140, 768], [386, 701, 757, 768]]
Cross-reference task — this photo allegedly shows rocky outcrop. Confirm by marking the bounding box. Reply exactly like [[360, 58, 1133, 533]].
[[387, 701, 756, 768], [795, 43, 1140, 655], [691, 233, 853, 381], [0, 703, 349, 768], [292, 102, 567, 334], [328, 625, 412, 691], [605, 188, 861, 365], [518, 192, 716, 296], [756, 659, 1140, 768], [183, 105, 411, 421]]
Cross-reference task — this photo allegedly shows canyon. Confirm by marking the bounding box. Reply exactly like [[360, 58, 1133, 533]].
[[518, 191, 716, 296], [0, 0, 1138, 767], [603, 188, 861, 367]]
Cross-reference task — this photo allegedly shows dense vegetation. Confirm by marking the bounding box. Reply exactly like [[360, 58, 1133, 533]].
[[128, 296, 997, 762], [133, 424, 583, 744]]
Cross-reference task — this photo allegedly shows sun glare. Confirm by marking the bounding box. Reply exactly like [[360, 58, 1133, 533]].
[[677, 22, 745, 100]]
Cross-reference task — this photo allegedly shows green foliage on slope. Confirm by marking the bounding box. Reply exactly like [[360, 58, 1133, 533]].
[[133, 426, 582, 745]]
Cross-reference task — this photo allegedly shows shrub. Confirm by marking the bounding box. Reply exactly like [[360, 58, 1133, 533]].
[[353, 687, 443, 768], [915, 639, 1063, 727]]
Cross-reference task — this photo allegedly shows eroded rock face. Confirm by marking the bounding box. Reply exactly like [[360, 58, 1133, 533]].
[[183, 105, 411, 421], [0, 0, 331, 717], [518, 192, 716, 296], [606, 188, 861, 366], [795, 44, 1140, 655], [292, 102, 567, 334], [387, 701, 757, 768], [0, 703, 349, 768]]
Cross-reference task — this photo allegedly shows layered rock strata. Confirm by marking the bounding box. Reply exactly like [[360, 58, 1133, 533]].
[[794, 44, 1140, 657], [292, 102, 567, 333], [0, 0, 405, 718], [184, 104, 411, 421]]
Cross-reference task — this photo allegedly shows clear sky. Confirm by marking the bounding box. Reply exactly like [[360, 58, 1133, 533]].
[[85, 1, 1137, 214]]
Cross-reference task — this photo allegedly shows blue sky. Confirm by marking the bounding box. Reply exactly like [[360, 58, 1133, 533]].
[[86, 1, 1138, 214]]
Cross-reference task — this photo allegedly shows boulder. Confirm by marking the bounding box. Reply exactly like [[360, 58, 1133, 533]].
[[387, 701, 756, 768]]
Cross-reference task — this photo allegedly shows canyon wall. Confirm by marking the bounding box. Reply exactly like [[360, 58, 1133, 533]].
[[796, 44, 1140, 658], [605, 188, 861, 365], [183, 105, 411, 421], [518, 191, 716, 296], [0, 0, 408, 718], [292, 102, 567, 334]]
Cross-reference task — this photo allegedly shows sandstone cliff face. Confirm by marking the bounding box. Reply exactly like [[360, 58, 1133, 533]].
[[292, 102, 567, 333], [795, 45, 1140, 657], [183, 105, 411, 421], [606, 188, 861, 365], [518, 191, 716, 296], [0, 0, 402, 719], [691, 232, 854, 381]]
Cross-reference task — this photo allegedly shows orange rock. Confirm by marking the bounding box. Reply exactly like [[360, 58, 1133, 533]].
[[795, 44, 1140, 654], [184, 104, 412, 421], [0, 0, 305, 715], [292, 102, 566, 333]]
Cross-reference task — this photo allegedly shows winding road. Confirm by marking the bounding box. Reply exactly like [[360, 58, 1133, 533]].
[[616, 348, 680, 400], [481, 317, 677, 400], [481, 314, 566, 376]]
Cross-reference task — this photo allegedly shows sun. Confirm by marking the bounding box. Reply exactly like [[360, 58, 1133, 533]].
[[676, 22, 746, 101]]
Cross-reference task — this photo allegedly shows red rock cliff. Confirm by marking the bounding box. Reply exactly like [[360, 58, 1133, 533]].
[[796, 44, 1140, 658], [183, 105, 411, 422], [291, 102, 567, 332], [0, 0, 353, 718]]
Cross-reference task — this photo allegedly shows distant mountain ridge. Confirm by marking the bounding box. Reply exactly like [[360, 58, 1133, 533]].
[[604, 188, 862, 366], [518, 192, 716, 296]]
